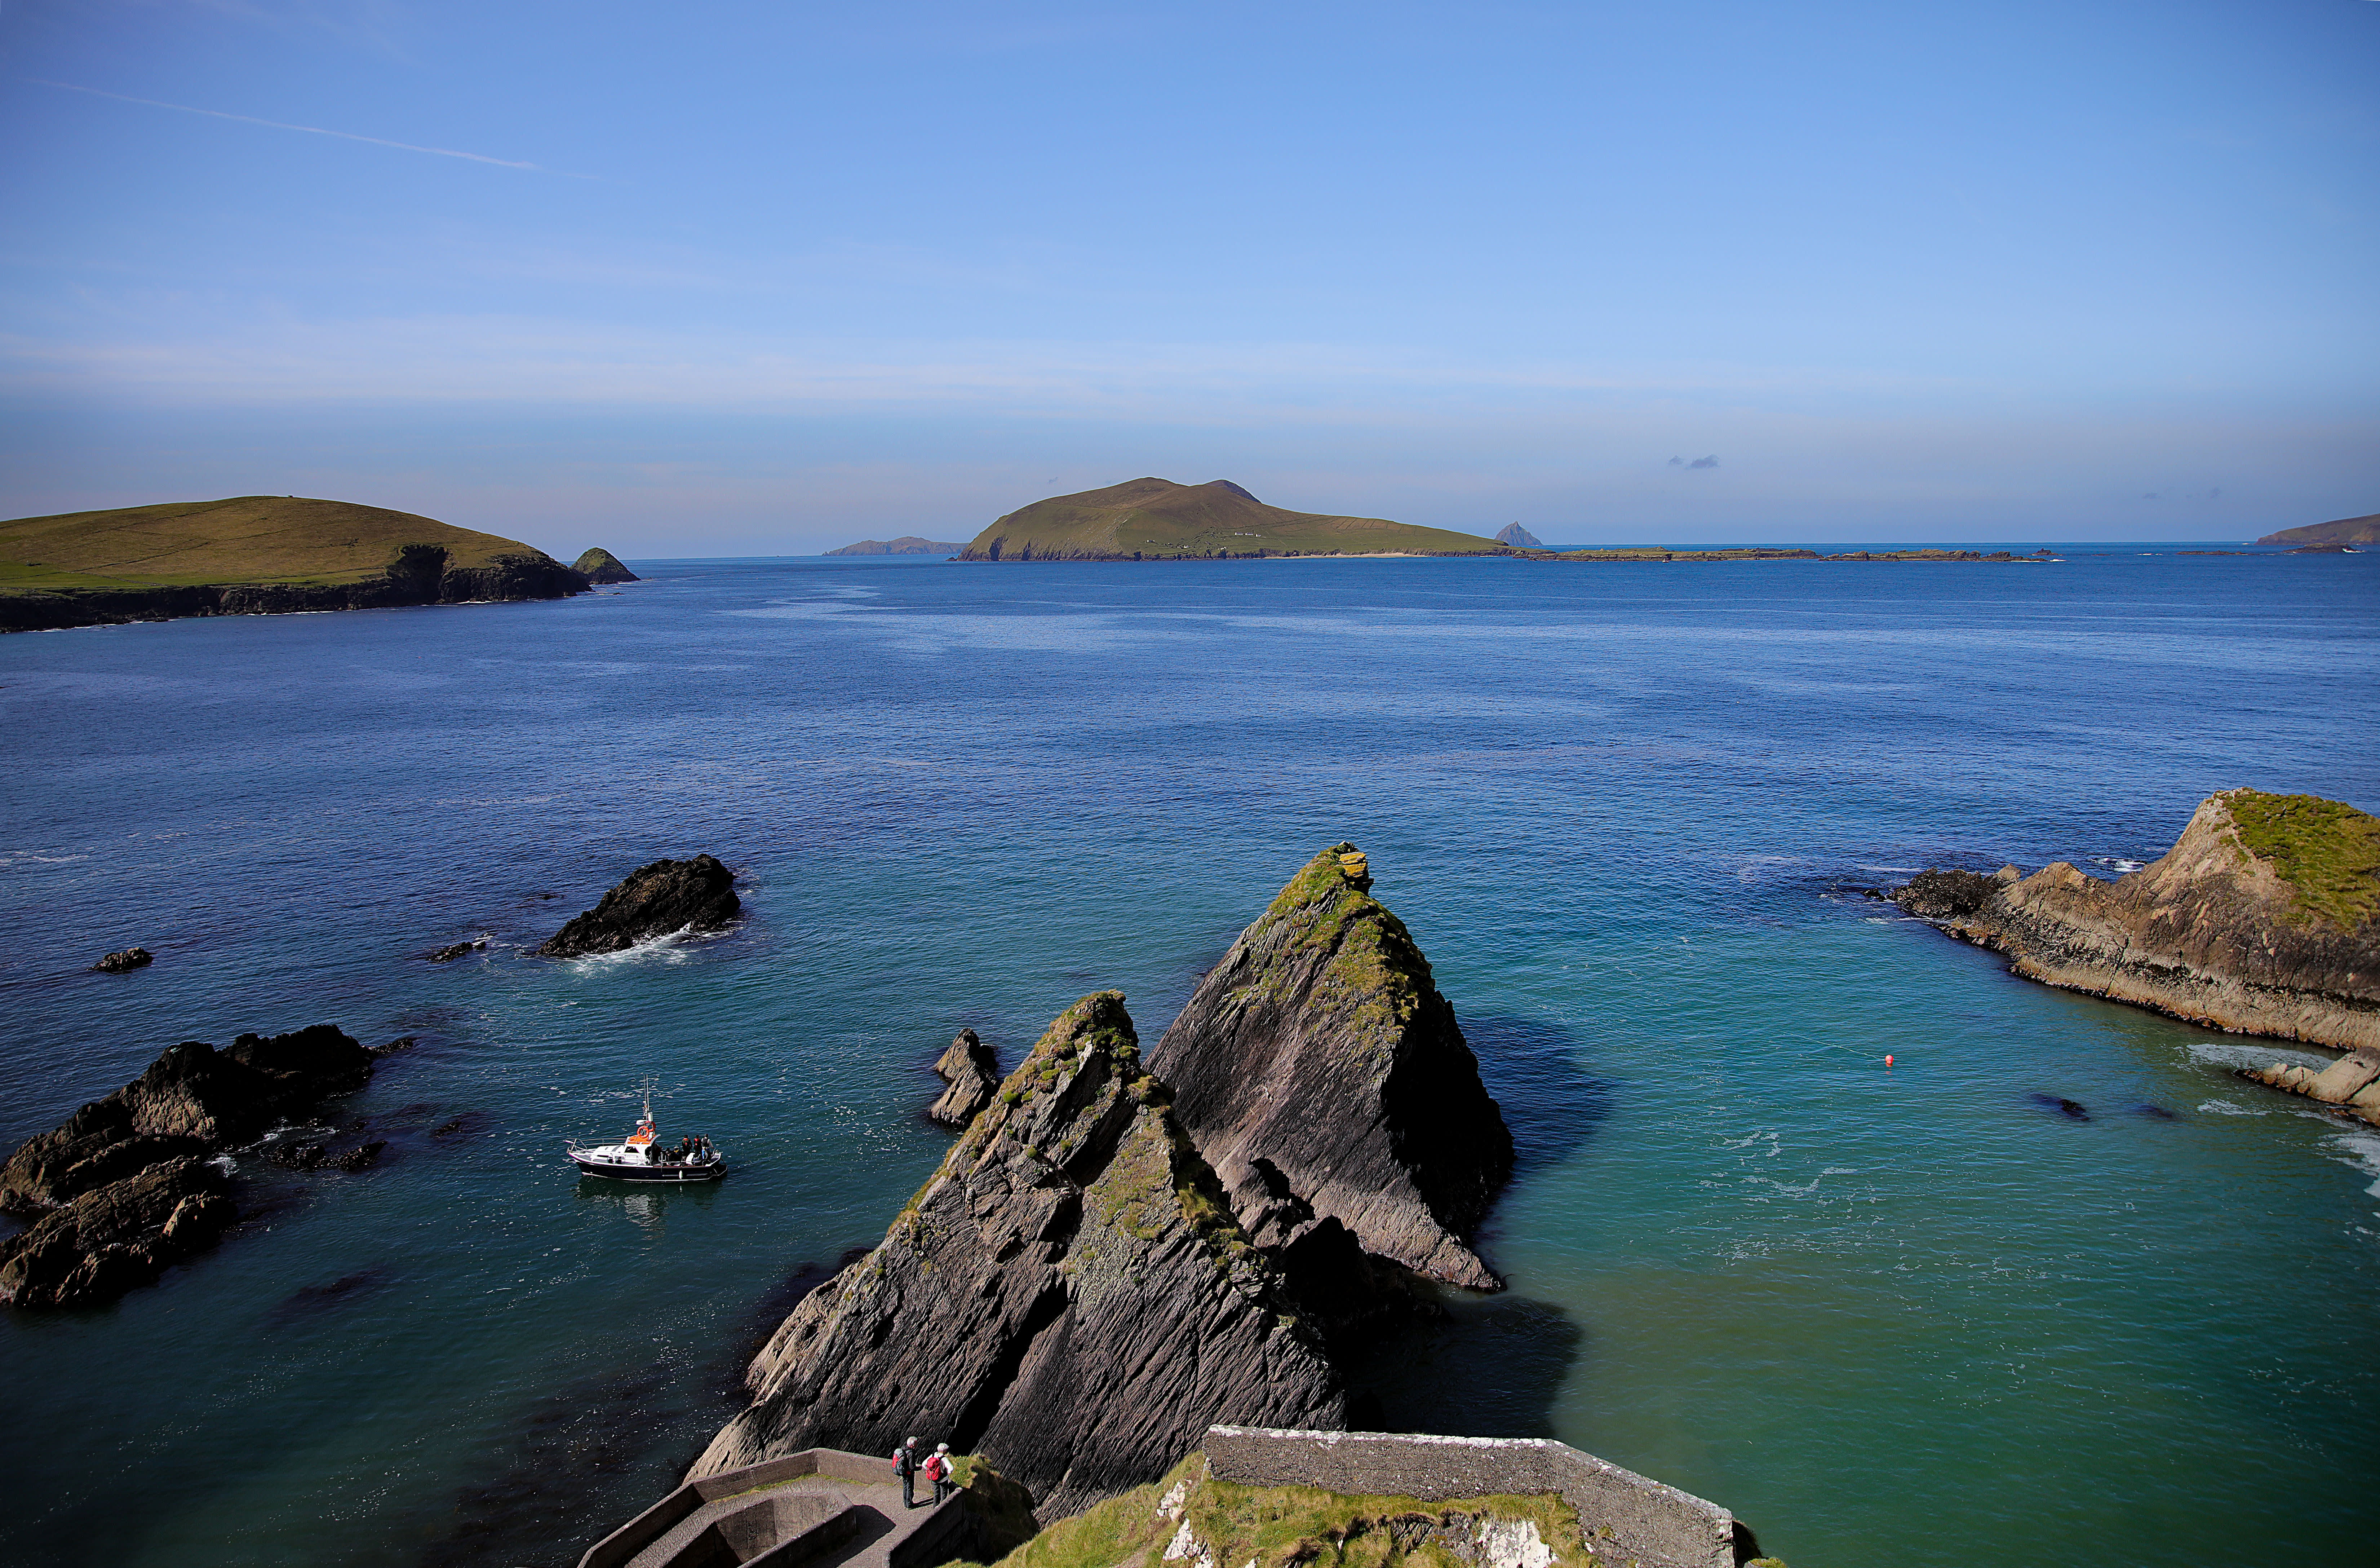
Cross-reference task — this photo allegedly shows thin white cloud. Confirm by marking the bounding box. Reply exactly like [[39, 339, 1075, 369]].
[[25, 79, 583, 176]]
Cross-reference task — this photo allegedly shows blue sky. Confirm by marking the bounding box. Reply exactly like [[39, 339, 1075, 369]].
[[3, 0, 2374, 554]]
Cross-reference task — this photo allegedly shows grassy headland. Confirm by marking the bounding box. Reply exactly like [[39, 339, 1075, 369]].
[[2255, 512, 2378, 548], [957, 479, 1502, 561], [0, 495, 557, 591], [0, 495, 586, 632], [2225, 788, 2380, 930]]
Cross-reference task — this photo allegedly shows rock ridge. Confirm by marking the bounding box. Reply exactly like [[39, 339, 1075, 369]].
[[1888, 789, 2380, 1052], [1149, 844, 1514, 1290], [691, 992, 1348, 1521], [928, 1029, 1002, 1127]]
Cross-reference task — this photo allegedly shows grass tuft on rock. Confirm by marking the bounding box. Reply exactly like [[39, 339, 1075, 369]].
[[2225, 788, 2380, 929]]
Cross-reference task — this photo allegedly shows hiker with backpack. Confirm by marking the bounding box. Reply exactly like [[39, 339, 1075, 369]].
[[924, 1443, 956, 1505], [892, 1436, 922, 1508]]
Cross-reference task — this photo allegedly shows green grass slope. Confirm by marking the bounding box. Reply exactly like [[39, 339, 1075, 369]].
[[958, 479, 1501, 561], [2225, 788, 2380, 930], [2254, 512, 2379, 547], [0, 495, 563, 592]]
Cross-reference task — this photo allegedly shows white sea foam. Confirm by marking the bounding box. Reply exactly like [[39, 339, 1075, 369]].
[[2322, 1127, 2380, 1197], [2184, 1039, 2334, 1073], [2197, 1099, 2267, 1116], [564, 925, 707, 967]]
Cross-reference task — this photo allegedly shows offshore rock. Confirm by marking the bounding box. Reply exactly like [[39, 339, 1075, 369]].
[[571, 547, 640, 583], [0, 1156, 237, 1307], [2245, 1052, 2380, 1127], [538, 854, 740, 957], [93, 946, 154, 972], [1890, 789, 2380, 1055], [1148, 845, 1515, 1290], [928, 1028, 1002, 1127], [0, 1024, 373, 1307], [691, 992, 1347, 1520]]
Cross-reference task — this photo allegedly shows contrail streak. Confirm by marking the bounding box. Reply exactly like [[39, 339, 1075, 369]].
[[27, 79, 574, 174]]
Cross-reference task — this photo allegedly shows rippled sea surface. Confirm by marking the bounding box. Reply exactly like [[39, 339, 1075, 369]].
[[3, 549, 2376, 1568]]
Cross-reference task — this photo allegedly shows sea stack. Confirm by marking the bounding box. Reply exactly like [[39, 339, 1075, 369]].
[[1890, 789, 2380, 1052], [1148, 844, 1513, 1290], [691, 993, 1345, 1520], [572, 547, 639, 583], [538, 854, 740, 957], [927, 1028, 1001, 1127], [0, 1024, 375, 1307]]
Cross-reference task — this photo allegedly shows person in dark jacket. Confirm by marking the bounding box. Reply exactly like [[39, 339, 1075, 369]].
[[892, 1436, 921, 1508]]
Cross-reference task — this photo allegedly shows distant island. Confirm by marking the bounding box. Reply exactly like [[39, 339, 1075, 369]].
[[2256, 511, 2376, 549], [1494, 523, 1546, 546], [956, 478, 1504, 560], [0, 496, 610, 633], [824, 535, 969, 556]]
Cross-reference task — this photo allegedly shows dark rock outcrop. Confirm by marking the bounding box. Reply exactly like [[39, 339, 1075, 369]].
[[0, 1024, 374, 1307], [421, 938, 488, 962], [691, 993, 1347, 1520], [93, 947, 153, 973], [1889, 789, 2380, 1057], [573, 547, 641, 583], [1148, 845, 1515, 1290], [928, 1029, 1002, 1127], [538, 855, 740, 957]]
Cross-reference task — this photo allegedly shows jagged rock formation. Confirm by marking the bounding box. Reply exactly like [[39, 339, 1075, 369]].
[[1493, 524, 1544, 547], [1149, 845, 1514, 1290], [1889, 789, 2380, 1052], [0, 1025, 376, 1307], [93, 946, 152, 973], [928, 1029, 1002, 1127], [539, 855, 740, 957], [692, 993, 1348, 1521], [572, 547, 640, 583]]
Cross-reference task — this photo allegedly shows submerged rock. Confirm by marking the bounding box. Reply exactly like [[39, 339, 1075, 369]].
[[537, 854, 740, 957], [420, 938, 487, 963], [927, 1028, 1002, 1127], [1890, 789, 2380, 1063], [93, 947, 153, 973], [0, 1024, 375, 1308], [1148, 844, 1515, 1290], [691, 992, 1346, 1520]]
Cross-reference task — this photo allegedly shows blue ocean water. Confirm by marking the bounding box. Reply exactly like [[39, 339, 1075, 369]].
[[1, 549, 2375, 1568]]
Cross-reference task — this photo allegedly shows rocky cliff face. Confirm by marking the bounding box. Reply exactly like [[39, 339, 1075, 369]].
[[928, 1029, 1002, 1127], [539, 855, 740, 957], [1889, 789, 2380, 1052], [0, 1025, 376, 1307], [691, 993, 1347, 1521], [1148, 845, 1514, 1290], [0, 546, 588, 633]]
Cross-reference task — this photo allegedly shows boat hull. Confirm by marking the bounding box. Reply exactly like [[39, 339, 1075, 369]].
[[569, 1154, 726, 1182]]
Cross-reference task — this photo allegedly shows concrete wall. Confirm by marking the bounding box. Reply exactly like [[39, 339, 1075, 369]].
[[1202, 1427, 1746, 1568]]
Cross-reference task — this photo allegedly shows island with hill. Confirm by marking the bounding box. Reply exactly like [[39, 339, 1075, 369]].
[[824, 535, 970, 556], [1888, 789, 2380, 1120], [2256, 511, 2376, 549], [0, 495, 608, 633], [956, 478, 1506, 560]]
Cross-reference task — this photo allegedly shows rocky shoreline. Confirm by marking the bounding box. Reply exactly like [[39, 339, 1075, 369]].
[[1887, 790, 2379, 1053], [0, 547, 590, 635]]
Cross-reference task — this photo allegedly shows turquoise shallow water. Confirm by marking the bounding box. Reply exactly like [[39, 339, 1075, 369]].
[[1, 550, 2375, 1567]]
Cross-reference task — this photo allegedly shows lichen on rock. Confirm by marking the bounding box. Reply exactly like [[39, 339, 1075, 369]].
[[1149, 844, 1514, 1290]]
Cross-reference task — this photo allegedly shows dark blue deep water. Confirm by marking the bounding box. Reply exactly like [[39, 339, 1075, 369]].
[[3, 550, 2376, 1568]]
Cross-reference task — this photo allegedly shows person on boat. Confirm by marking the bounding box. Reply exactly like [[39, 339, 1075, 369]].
[[893, 1436, 921, 1508]]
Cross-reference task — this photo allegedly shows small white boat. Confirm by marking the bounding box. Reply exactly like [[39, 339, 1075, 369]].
[[568, 1092, 726, 1183]]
